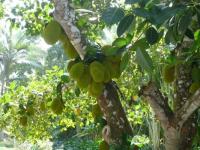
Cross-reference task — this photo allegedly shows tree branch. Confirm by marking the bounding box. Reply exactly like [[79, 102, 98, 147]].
[[139, 82, 174, 129], [177, 89, 200, 127], [53, 0, 86, 59]]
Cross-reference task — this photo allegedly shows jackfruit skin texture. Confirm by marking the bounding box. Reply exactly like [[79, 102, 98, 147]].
[[90, 61, 105, 83], [26, 106, 35, 116], [67, 60, 76, 72], [19, 116, 28, 126], [40, 102, 46, 111], [42, 20, 62, 45], [192, 67, 200, 82], [99, 141, 109, 150], [92, 104, 103, 119], [163, 65, 175, 83], [189, 82, 200, 94], [51, 97, 64, 115], [63, 39, 78, 59], [104, 60, 121, 79], [77, 67, 92, 89], [104, 68, 111, 83], [88, 81, 104, 97], [69, 62, 85, 80]]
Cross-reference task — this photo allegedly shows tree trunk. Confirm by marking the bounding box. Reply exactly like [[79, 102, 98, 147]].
[[140, 42, 200, 150], [98, 82, 133, 145]]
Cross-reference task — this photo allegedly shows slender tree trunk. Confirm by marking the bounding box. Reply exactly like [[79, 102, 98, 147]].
[[98, 82, 133, 145]]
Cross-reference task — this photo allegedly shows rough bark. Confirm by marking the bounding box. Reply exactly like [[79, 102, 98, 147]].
[[53, 0, 133, 145], [98, 82, 133, 145], [140, 42, 200, 150]]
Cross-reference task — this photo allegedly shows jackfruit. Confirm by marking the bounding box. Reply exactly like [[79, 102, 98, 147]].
[[19, 116, 28, 126], [192, 67, 200, 82], [42, 20, 62, 45], [69, 62, 85, 80], [90, 61, 105, 82], [163, 65, 175, 83], [99, 141, 109, 150], [63, 39, 78, 59], [88, 81, 104, 97], [59, 32, 68, 43], [189, 82, 200, 94], [40, 102, 46, 111], [51, 97, 64, 115], [77, 67, 92, 89], [104, 68, 111, 83], [67, 60, 76, 72], [92, 104, 103, 119], [26, 106, 35, 116]]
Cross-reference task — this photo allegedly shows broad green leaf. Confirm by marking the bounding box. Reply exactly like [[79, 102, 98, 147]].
[[112, 38, 127, 47], [125, 0, 140, 4], [120, 52, 130, 72], [136, 48, 153, 73], [130, 38, 149, 51], [133, 8, 150, 19], [178, 11, 192, 34], [102, 7, 125, 26], [145, 27, 159, 45], [117, 14, 135, 37]]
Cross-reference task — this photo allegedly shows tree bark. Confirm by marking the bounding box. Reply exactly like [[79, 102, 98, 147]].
[[98, 82, 133, 145]]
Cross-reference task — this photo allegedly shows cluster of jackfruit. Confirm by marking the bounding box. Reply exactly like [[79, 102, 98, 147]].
[[42, 20, 123, 98], [189, 67, 200, 94], [42, 20, 78, 59], [67, 55, 122, 97]]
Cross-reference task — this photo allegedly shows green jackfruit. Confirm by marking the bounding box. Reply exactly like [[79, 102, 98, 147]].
[[51, 97, 64, 115], [88, 81, 104, 97], [189, 82, 200, 94], [40, 102, 46, 111], [163, 65, 175, 83], [77, 67, 92, 89], [104, 68, 111, 83], [92, 104, 103, 119], [19, 116, 28, 126], [99, 141, 109, 150], [192, 67, 200, 82], [67, 60, 76, 72], [42, 20, 62, 45], [69, 62, 85, 80], [90, 61, 105, 82], [63, 39, 78, 59], [26, 106, 35, 116]]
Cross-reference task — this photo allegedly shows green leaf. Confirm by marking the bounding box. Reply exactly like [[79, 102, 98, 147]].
[[145, 27, 159, 45], [125, 0, 140, 4], [112, 38, 127, 47], [178, 11, 192, 34], [133, 8, 150, 19], [117, 14, 135, 37], [102, 46, 119, 56], [130, 38, 149, 51], [120, 52, 130, 72], [102, 7, 125, 26], [136, 48, 153, 73]]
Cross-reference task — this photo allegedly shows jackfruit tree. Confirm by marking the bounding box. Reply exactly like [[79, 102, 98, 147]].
[[48, 0, 200, 150], [1, 0, 200, 149]]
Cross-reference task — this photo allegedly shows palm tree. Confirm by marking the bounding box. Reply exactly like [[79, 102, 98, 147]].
[[0, 22, 46, 95]]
